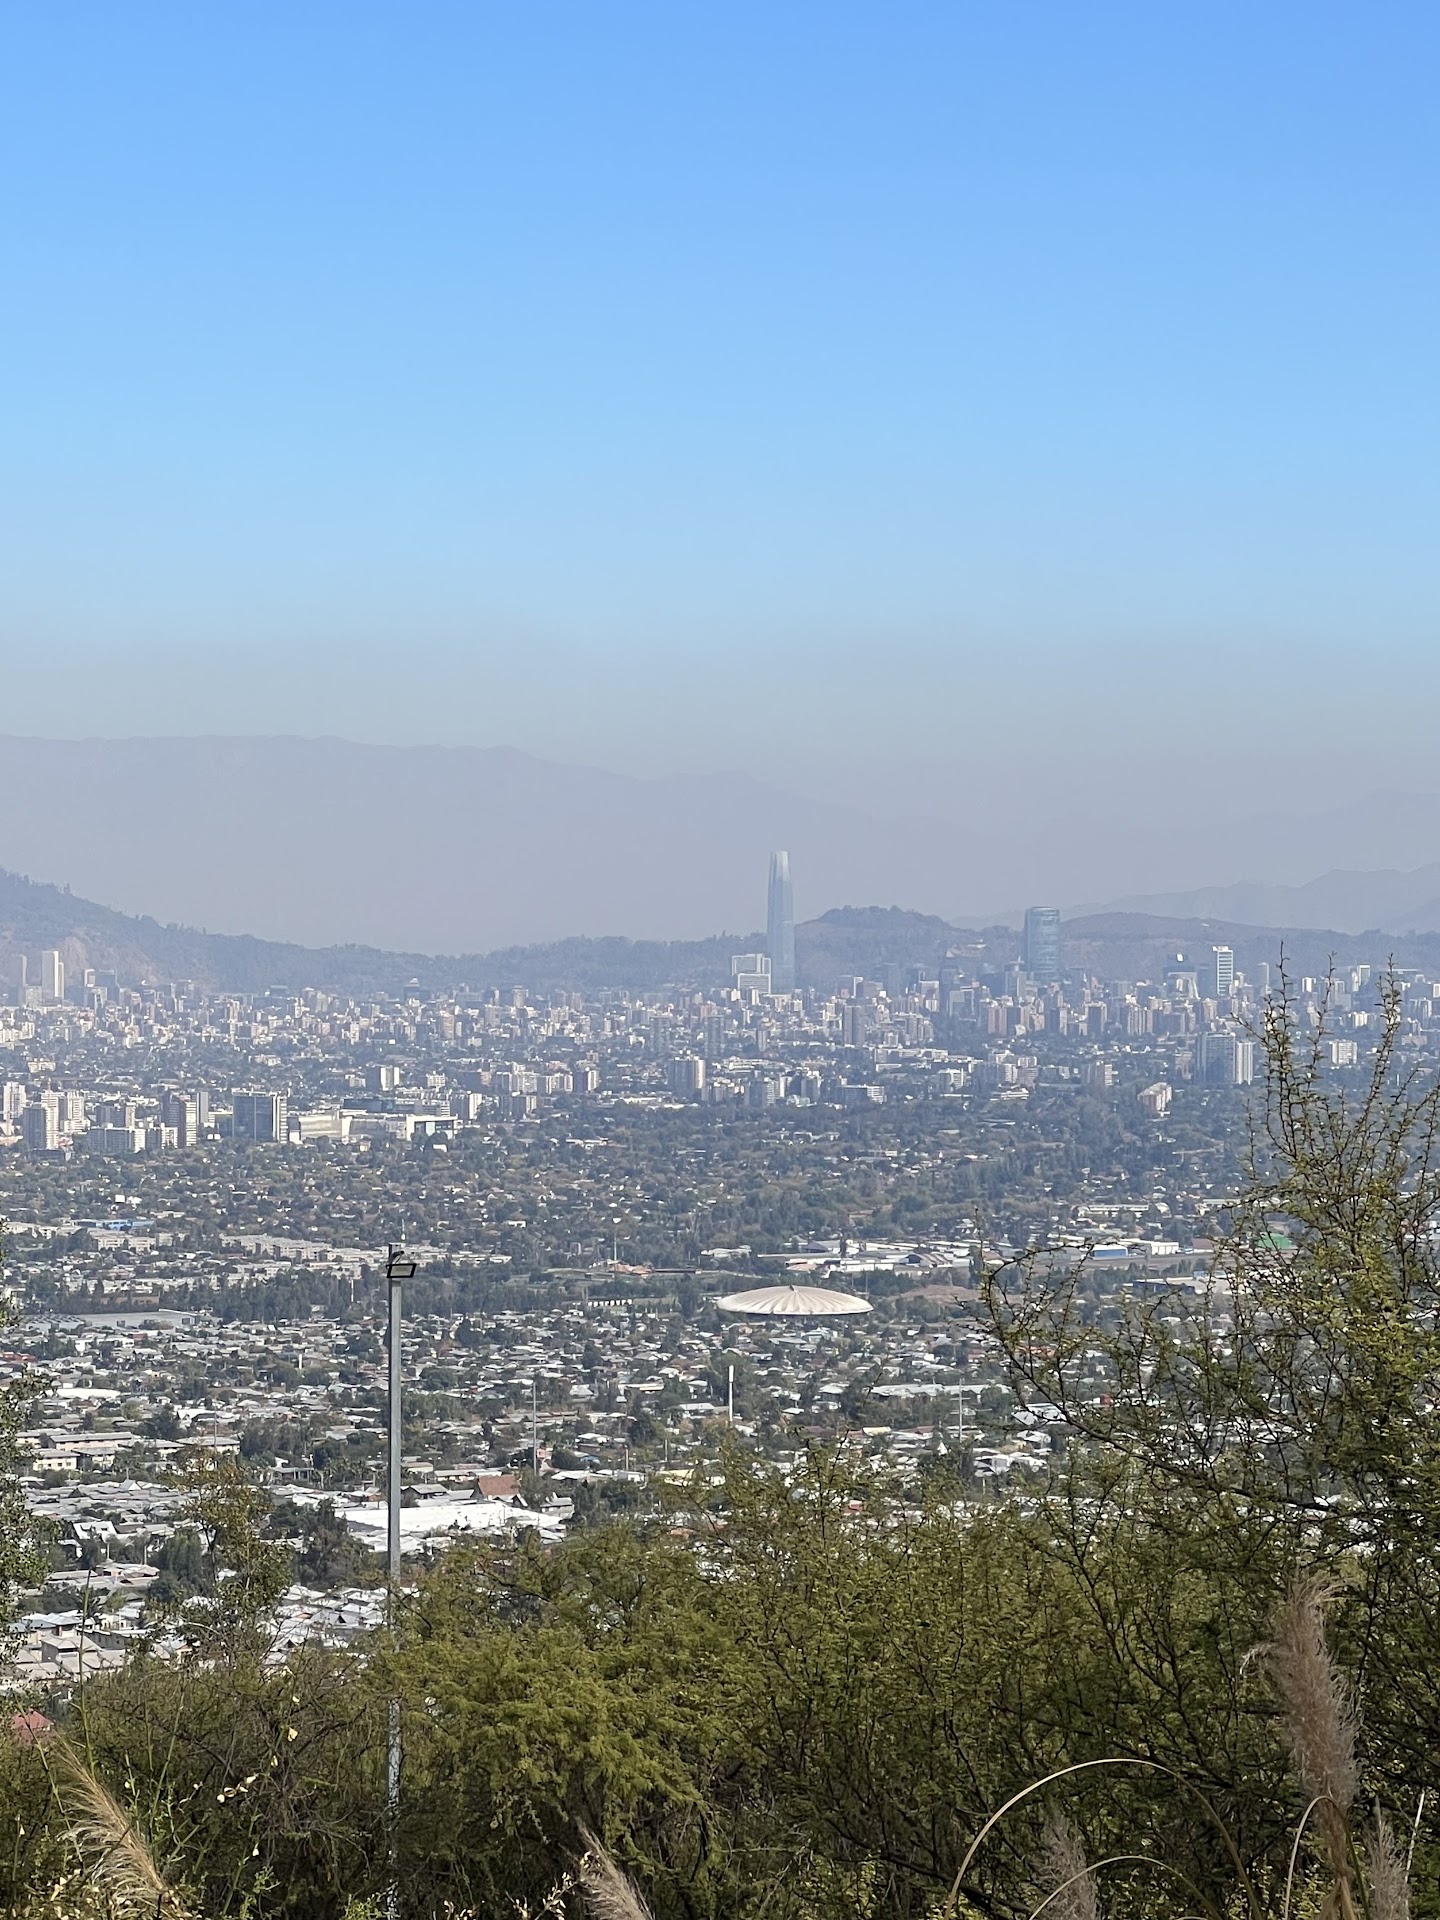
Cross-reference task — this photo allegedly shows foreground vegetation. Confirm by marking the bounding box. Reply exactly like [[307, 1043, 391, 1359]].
[[4, 978, 1440, 1919]]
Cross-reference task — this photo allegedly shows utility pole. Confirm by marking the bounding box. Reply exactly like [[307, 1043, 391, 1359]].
[[727, 1363, 735, 1427], [531, 1376, 538, 1474], [384, 1241, 416, 1920]]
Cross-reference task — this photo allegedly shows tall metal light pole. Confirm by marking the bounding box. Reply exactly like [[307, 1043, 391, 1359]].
[[384, 1241, 416, 1920]]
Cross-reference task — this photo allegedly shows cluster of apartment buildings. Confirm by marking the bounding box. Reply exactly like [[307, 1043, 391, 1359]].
[[0, 927, 1416, 1164]]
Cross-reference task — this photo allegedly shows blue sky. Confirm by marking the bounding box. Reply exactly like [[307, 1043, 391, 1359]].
[[3, 3, 1439, 815]]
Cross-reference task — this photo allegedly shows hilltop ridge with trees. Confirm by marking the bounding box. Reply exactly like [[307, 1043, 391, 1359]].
[[3, 863, 1439, 996]]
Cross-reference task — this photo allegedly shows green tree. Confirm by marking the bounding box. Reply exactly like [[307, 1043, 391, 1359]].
[[296, 1499, 377, 1589], [987, 970, 1440, 1880], [0, 1245, 49, 1629], [150, 1525, 209, 1605], [162, 1452, 292, 1660], [379, 1525, 745, 1918]]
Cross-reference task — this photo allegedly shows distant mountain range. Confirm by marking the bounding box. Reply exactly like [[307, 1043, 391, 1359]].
[[1080, 864, 1440, 936], [0, 734, 967, 953], [5, 735, 1440, 973], [6, 735, 1440, 957]]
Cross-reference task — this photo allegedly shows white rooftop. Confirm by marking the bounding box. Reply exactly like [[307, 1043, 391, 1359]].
[[715, 1283, 872, 1318]]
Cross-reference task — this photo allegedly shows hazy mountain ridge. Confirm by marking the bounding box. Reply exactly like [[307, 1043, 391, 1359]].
[[1056, 913, 1439, 984], [0, 868, 439, 995], [0, 869, 962, 994], [5, 736, 1440, 953], [5, 735, 1440, 989], [1087, 861, 1440, 935], [1220, 789, 1440, 879], [0, 734, 965, 953], [0, 867, 775, 995]]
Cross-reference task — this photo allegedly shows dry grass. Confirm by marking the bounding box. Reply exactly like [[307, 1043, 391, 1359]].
[[1270, 1583, 1357, 1824], [1365, 1811, 1409, 1920], [43, 1738, 190, 1920], [1269, 1580, 1360, 1920], [578, 1832, 652, 1920], [1036, 1810, 1097, 1920]]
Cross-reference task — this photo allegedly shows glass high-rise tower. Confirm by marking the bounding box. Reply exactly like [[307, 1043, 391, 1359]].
[[767, 851, 796, 992], [1023, 907, 1062, 981]]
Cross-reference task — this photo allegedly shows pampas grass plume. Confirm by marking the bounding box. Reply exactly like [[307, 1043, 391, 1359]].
[[49, 1738, 189, 1920], [578, 1830, 653, 1920], [1038, 1809, 1098, 1920], [1272, 1582, 1357, 1816], [1367, 1810, 1410, 1920]]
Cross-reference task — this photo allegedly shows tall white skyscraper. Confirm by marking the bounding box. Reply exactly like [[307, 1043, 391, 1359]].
[[39, 950, 65, 1002], [1211, 945, 1235, 999], [767, 851, 795, 992]]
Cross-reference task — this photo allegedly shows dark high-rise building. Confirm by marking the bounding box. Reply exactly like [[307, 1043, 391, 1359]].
[[767, 851, 796, 992], [1023, 907, 1062, 981], [232, 1091, 288, 1143], [161, 1091, 202, 1147], [1196, 1030, 1254, 1086], [22, 1096, 59, 1153]]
